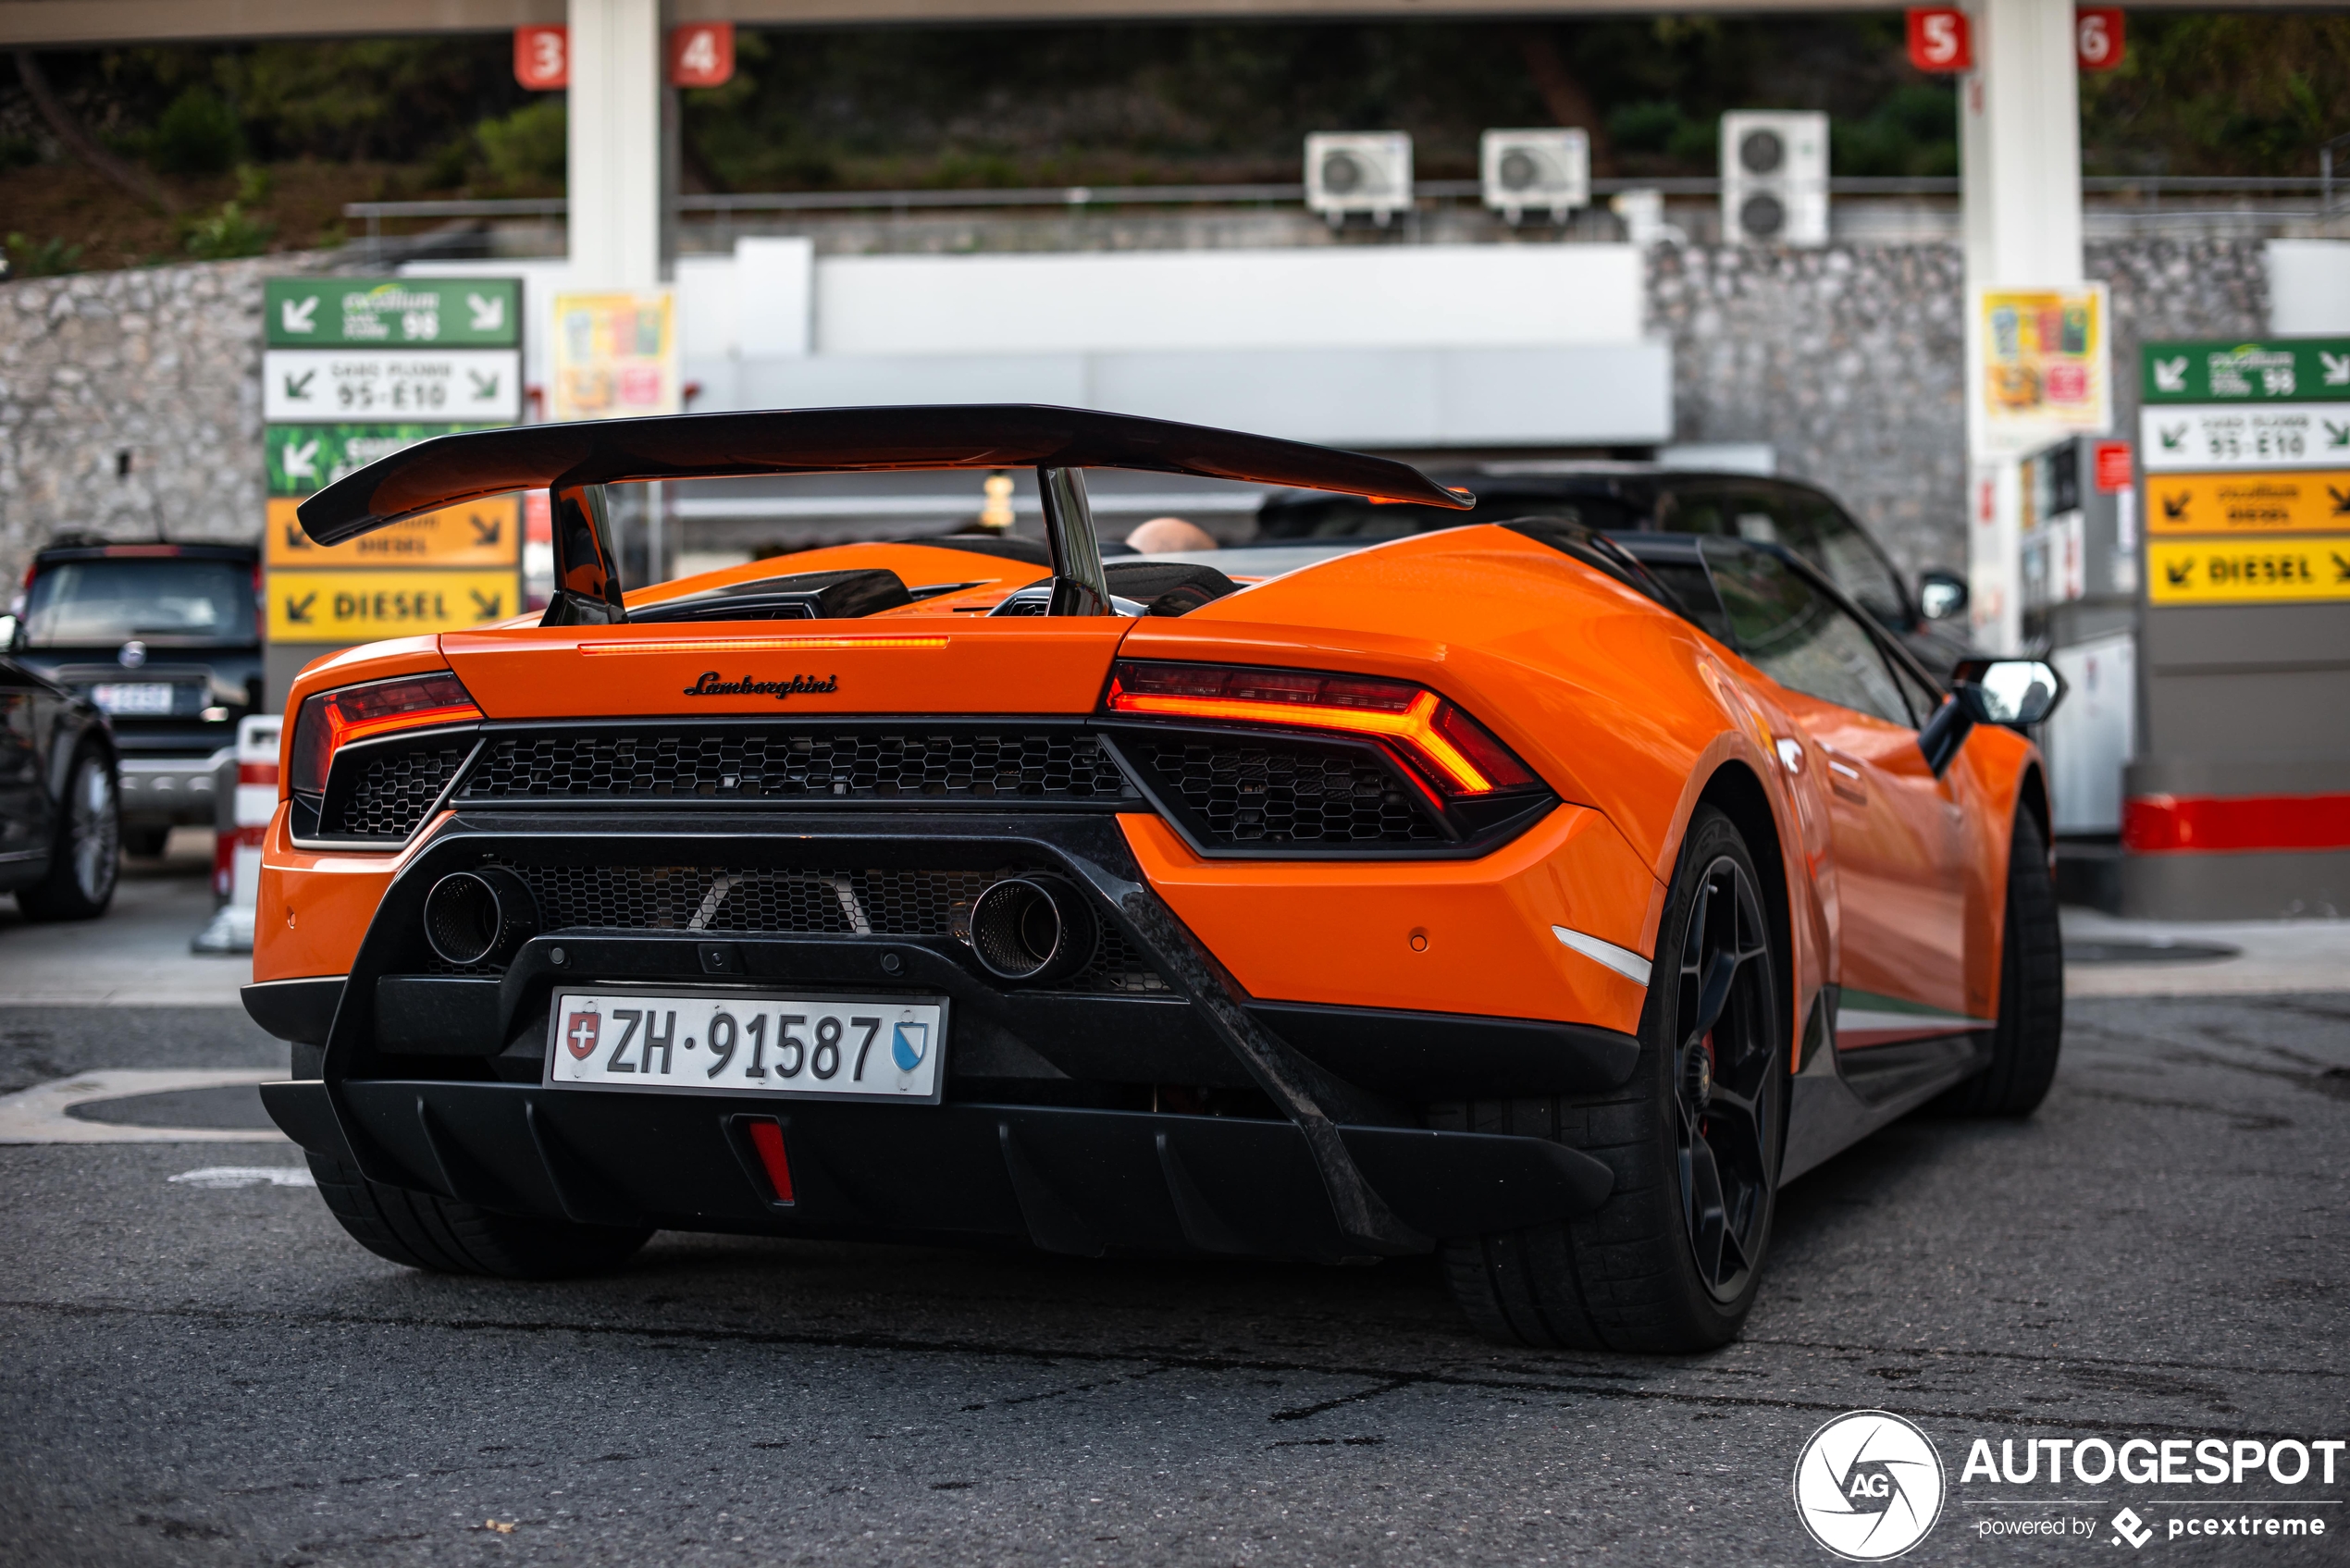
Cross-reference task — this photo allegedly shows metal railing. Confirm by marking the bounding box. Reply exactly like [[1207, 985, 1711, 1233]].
[[344, 171, 2343, 257], [344, 173, 2331, 219]]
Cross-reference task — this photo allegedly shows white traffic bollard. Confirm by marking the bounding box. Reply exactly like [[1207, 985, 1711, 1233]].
[[192, 714, 282, 956]]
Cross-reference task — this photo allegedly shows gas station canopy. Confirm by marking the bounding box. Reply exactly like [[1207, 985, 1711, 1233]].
[[0, 0, 2324, 48]]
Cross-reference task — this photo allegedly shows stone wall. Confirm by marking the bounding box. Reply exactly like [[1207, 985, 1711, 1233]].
[[1648, 238, 2270, 581], [0, 253, 341, 586], [0, 239, 2272, 588]]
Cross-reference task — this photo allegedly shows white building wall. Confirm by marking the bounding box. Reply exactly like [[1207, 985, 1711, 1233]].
[[2266, 241, 2350, 335], [810, 244, 1645, 356], [407, 241, 1672, 449]]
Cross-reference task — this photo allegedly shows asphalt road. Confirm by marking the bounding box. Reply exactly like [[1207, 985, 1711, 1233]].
[[2, 991, 2345, 1568]]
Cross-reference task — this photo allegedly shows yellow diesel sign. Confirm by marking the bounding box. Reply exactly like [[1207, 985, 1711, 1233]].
[[269, 570, 522, 639], [2146, 537, 2350, 604], [2146, 472, 2350, 535], [265, 494, 521, 567]]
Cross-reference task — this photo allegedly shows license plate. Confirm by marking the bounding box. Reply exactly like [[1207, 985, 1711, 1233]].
[[91, 683, 176, 715], [546, 988, 946, 1104]]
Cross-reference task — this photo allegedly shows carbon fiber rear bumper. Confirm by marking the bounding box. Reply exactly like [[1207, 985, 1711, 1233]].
[[262, 1079, 1612, 1263], [266, 807, 1628, 1262]]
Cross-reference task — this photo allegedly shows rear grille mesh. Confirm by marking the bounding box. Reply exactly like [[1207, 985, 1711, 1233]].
[[323, 742, 470, 840], [459, 728, 1133, 805], [501, 861, 1166, 994], [1121, 735, 1443, 846], [512, 863, 977, 937]]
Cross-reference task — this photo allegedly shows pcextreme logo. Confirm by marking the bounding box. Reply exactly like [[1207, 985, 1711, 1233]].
[[1795, 1411, 1948, 1561]]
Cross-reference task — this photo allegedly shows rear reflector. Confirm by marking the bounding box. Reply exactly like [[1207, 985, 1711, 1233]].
[[745, 1117, 795, 1203]]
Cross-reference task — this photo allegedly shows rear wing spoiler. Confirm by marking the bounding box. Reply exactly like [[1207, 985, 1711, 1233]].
[[293, 403, 1474, 624]]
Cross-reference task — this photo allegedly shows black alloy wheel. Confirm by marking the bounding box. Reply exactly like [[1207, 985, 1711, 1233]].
[[1931, 810, 2063, 1117], [1670, 847, 1775, 1303], [19, 747, 120, 921], [1433, 804, 1785, 1352]]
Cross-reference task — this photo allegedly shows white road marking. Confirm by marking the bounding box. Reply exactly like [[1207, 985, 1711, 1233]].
[[0, 1069, 289, 1144], [168, 1166, 315, 1189]]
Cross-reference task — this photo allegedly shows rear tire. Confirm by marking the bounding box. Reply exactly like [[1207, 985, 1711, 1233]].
[[1932, 811, 2063, 1117], [17, 747, 118, 921], [305, 1153, 652, 1278], [1435, 805, 1785, 1352]]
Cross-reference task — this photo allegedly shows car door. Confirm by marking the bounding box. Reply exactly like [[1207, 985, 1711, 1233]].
[[1697, 539, 1981, 1036], [0, 658, 52, 876]]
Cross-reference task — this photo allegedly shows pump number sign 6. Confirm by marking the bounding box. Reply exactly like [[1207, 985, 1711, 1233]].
[[548, 989, 947, 1104]]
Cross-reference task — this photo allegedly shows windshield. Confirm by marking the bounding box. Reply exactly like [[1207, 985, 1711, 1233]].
[[22, 559, 257, 648], [1665, 489, 1910, 628]]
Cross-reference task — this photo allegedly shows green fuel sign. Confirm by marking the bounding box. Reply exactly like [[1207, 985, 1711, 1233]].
[[2141, 338, 2350, 404], [264, 278, 522, 348], [265, 423, 497, 496]]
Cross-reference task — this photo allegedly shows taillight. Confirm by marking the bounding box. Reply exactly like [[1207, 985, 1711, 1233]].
[[1104, 661, 1540, 797], [290, 672, 481, 797]]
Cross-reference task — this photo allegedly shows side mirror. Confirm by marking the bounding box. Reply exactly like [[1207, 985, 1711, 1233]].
[[1916, 659, 2065, 776], [1917, 569, 1969, 623], [1959, 658, 2064, 725]]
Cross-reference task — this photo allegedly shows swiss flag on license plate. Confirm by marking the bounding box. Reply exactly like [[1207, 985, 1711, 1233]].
[[563, 1010, 601, 1059]]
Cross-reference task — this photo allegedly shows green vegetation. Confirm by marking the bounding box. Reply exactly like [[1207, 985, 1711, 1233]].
[[0, 9, 2337, 272], [180, 199, 272, 258], [150, 84, 244, 174], [5, 233, 84, 277], [2080, 12, 2350, 175], [1834, 83, 1960, 179], [473, 98, 565, 191]]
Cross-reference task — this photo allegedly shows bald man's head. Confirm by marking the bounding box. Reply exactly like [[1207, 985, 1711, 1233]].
[[1125, 517, 1218, 554]]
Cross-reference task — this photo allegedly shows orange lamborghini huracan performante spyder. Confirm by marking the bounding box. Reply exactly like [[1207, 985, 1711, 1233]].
[[248, 406, 2065, 1352]]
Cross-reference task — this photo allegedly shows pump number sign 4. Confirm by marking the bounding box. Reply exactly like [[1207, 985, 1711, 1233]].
[[548, 989, 948, 1105]]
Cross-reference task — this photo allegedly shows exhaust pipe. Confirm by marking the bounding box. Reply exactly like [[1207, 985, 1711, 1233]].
[[967, 875, 1096, 983], [422, 867, 539, 967]]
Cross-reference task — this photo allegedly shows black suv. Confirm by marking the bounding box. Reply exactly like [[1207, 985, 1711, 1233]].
[[1255, 465, 1973, 679], [11, 540, 263, 855]]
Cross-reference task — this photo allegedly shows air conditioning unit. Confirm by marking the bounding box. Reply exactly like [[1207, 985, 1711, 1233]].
[[1479, 128, 1589, 225], [1720, 111, 1829, 245], [1305, 132, 1413, 227]]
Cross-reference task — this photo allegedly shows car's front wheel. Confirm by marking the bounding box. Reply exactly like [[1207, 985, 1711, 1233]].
[[1931, 810, 2062, 1117], [306, 1154, 653, 1278], [18, 747, 119, 921], [1434, 804, 1785, 1352]]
